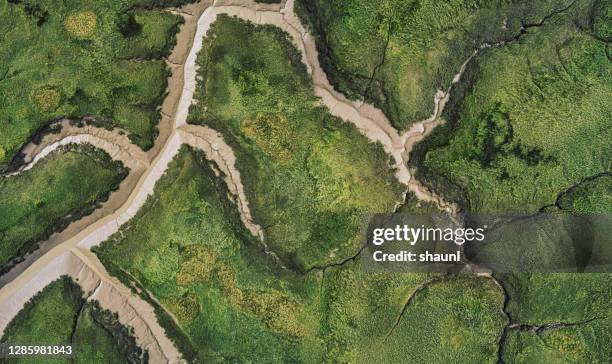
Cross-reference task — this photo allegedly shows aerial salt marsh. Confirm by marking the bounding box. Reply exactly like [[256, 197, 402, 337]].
[[96, 147, 505, 362], [400, 0, 612, 360], [412, 0, 611, 214], [1, 0, 609, 362], [295, 0, 583, 130]]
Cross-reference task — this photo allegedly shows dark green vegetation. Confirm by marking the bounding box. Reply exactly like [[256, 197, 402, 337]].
[[296, 0, 594, 130], [188, 16, 403, 271], [0, 0, 190, 171], [412, 0, 611, 214], [96, 147, 505, 362], [415, 0, 611, 274], [557, 174, 611, 213], [0, 276, 145, 363], [0, 145, 127, 272]]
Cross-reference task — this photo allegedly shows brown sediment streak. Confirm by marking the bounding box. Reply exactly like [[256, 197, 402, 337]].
[[0, 127, 149, 287], [0, 1, 213, 361], [5, 123, 149, 176], [178, 125, 263, 240], [0, 2, 267, 359]]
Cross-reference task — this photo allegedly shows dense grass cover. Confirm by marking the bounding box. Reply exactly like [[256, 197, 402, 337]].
[[0, 0, 187, 170], [378, 277, 504, 363], [188, 16, 403, 270], [97, 147, 319, 362], [558, 174, 611, 213], [96, 147, 505, 362], [0, 277, 81, 364], [0, 276, 144, 363], [503, 324, 612, 363], [296, 0, 581, 130], [0, 145, 127, 271], [500, 273, 612, 362], [413, 0, 611, 214]]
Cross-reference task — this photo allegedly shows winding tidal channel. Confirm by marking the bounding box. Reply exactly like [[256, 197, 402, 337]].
[[0, 0, 481, 362]]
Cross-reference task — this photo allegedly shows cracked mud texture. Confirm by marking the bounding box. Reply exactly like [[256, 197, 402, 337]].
[[0, 0, 193, 170], [188, 15, 404, 271], [0, 145, 127, 273], [0, 276, 145, 363]]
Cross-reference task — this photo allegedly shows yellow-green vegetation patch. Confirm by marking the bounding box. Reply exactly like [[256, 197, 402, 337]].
[[0, 276, 145, 363], [64, 10, 97, 39], [0, 145, 127, 272], [240, 113, 296, 163], [0, 0, 187, 170], [189, 15, 404, 270], [33, 87, 61, 112]]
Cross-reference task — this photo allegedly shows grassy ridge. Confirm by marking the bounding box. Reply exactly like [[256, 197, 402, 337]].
[[96, 147, 506, 362], [188, 16, 403, 271], [0, 0, 188, 170], [0, 145, 127, 271], [0, 276, 145, 363]]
